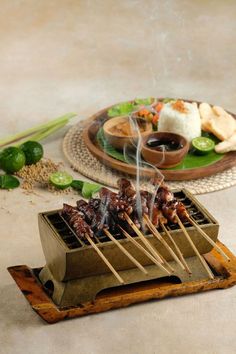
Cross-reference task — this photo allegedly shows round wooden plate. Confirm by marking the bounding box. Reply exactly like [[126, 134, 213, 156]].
[[83, 102, 236, 181]]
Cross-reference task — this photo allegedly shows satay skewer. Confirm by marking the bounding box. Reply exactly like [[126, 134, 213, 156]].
[[104, 229, 148, 275], [124, 213, 166, 265], [120, 227, 171, 275], [187, 216, 230, 262], [175, 215, 214, 280], [160, 222, 192, 275], [61, 209, 125, 284], [85, 234, 124, 284], [143, 214, 186, 271]]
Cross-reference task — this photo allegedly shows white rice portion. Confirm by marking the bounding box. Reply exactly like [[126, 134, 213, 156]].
[[158, 101, 201, 142]]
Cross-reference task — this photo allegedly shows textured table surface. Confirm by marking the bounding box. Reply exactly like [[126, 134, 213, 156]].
[[0, 1, 236, 354]]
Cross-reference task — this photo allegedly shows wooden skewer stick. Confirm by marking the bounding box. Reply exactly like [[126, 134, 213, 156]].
[[187, 216, 230, 262], [120, 227, 171, 275], [160, 222, 192, 275], [144, 214, 186, 271], [153, 250, 175, 273], [85, 234, 124, 284], [175, 215, 214, 280], [124, 213, 174, 272], [94, 235, 101, 243], [124, 213, 165, 264], [139, 221, 175, 273], [104, 229, 148, 275]]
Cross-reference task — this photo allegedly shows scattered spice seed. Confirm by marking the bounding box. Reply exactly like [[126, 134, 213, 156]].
[[47, 184, 73, 195], [15, 158, 62, 192], [15, 157, 80, 195]]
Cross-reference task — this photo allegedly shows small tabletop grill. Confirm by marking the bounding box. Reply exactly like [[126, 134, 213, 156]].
[[38, 189, 219, 306]]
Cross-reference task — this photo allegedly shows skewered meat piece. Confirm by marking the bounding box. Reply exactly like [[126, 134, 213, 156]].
[[118, 179, 145, 226], [139, 190, 157, 226], [117, 179, 164, 227], [88, 198, 101, 210], [76, 199, 110, 232], [99, 187, 117, 202], [161, 199, 189, 224], [117, 180, 148, 220], [117, 179, 174, 229], [162, 200, 178, 223], [140, 190, 150, 215], [154, 183, 190, 223], [99, 187, 133, 218], [155, 184, 174, 205], [175, 201, 189, 222], [140, 189, 167, 227], [77, 200, 95, 224], [99, 187, 140, 232], [152, 207, 167, 226], [62, 203, 82, 217], [62, 203, 94, 239], [117, 178, 136, 199]]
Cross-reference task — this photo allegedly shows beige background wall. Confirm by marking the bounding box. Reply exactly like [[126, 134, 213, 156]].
[[1, 0, 236, 132], [0, 1, 235, 354]]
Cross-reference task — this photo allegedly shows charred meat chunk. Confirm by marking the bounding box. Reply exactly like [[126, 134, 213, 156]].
[[99, 187, 133, 218], [62, 203, 94, 239], [155, 185, 174, 205], [76, 199, 109, 233], [117, 178, 136, 198], [161, 199, 189, 224], [88, 198, 101, 210], [76, 200, 95, 223]]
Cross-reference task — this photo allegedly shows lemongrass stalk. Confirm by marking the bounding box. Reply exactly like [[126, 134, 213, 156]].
[[14, 119, 69, 146], [29, 120, 68, 142], [0, 112, 76, 147], [2, 118, 69, 148]]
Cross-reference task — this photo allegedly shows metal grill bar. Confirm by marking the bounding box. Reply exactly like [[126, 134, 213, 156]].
[[46, 213, 83, 249], [59, 214, 88, 247]]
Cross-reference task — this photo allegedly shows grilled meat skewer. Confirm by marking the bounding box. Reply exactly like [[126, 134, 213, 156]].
[[99, 187, 140, 232], [76, 199, 110, 233], [162, 200, 189, 224], [59, 178, 228, 279], [63, 178, 190, 241], [62, 204, 94, 239], [62, 204, 124, 283], [117, 178, 136, 199]]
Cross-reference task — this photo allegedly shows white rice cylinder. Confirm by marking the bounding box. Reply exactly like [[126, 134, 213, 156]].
[[158, 101, 201, 142]]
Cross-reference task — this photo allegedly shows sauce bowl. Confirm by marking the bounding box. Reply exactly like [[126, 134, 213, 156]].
[[103, 116, 152, 150], [141, 132, 189, 168]]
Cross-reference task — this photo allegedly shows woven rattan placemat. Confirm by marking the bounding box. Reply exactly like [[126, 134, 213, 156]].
[[63, 123, 236, 194]]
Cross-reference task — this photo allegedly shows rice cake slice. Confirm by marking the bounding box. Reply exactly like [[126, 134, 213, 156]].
[[209, 111, 235, 141], [199, 103, 236, 141], [199, 103, 215, 133], [215, 132, 236, 153]]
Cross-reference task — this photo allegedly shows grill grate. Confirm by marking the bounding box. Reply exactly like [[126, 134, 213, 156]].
[[44, 191, 213, 250]]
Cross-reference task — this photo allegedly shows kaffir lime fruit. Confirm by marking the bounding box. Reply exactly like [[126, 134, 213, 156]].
[[49, 171, 73, 189], [192, 137, 215, 155], [20, 141, 44, 165], [0, 147, 26, 173]]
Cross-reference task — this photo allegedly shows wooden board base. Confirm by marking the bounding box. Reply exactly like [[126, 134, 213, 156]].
[[8, 241, 236, 324]]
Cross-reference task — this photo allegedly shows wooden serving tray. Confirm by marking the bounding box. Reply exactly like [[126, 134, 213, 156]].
[[8, 241, 236, 324], [83, 102, 236, 181]]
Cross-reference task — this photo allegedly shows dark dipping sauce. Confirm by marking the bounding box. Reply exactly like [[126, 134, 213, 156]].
[[146, 137, 183, 151]]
